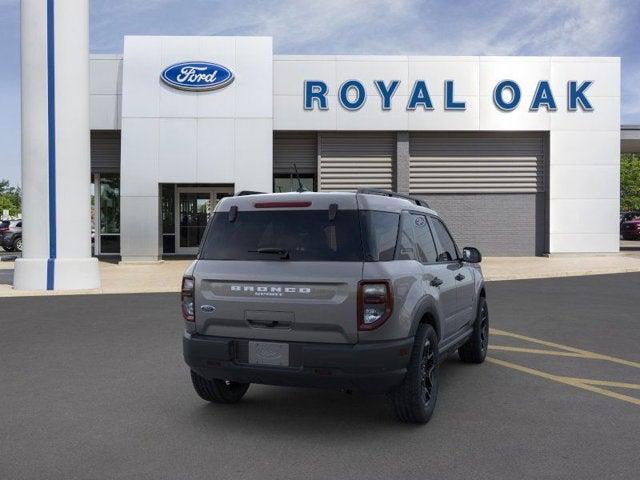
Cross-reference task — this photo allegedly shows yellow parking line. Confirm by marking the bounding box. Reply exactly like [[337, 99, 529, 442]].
[[489, 345, 589, 358], [558, 378, 640, 390], [490, 328, 640, 369], [487, 357, 640, 407]]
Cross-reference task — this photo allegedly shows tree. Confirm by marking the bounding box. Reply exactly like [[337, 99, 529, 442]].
[[0, 179, 22, 217], [621, 154, 640, 212]]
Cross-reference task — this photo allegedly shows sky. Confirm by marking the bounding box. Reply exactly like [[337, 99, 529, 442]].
[[1, 0, 640, 186]]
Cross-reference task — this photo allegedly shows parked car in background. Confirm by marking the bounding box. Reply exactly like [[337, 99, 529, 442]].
[[620, 211, 640, 225], [621, 212, 640, 240], [1, 220, 22, 252], [0, 220, 11, 235]]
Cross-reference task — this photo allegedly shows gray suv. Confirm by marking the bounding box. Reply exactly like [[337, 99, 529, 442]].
[[182, 189, 488, 423]]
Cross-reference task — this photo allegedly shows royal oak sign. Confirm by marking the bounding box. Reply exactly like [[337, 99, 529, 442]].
[[303, 79, 594, 112]]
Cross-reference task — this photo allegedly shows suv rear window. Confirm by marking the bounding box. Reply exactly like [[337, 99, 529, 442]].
[[200, 210, 364, 261], [200, 209, 401, 262]]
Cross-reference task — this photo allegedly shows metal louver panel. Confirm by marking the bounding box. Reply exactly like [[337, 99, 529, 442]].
[[273, 132, 317, 175], [409, 132, 545, 194], [319, 133, 395, 192], [91, 130, 121, 174]]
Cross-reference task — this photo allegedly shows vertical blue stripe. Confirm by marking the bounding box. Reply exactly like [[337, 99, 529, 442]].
[[46, 0, 56, 290]]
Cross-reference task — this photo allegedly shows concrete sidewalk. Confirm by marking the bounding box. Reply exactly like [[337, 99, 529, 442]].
[[2, 253, 640, 296]]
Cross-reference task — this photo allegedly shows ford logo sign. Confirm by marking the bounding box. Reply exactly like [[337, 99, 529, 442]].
[[160, 61, 234, 91]]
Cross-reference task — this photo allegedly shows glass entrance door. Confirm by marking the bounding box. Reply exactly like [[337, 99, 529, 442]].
[[175, 187, 233, 254]]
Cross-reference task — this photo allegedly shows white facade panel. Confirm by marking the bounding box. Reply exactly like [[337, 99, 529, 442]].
[[478, 95, 551, 131], [196, 119, 235, 183], [336, 58, 409, 96], [158, 118, 197, 182], [549, 130, 621, 165], [549, 97, 620, 131], [234, 119, 273, 193], [407, 96, 479, 130], [336, 95, 409, 130], [119, 118, 159, 197], [550, 198, 619, 234], [478, 57, 551, 99], [120, 37, 161, 118], [274, 95, 337, 130], [408, 59, 479, 97], [550, 165, 619, 199], [274, 59, 336, 96]]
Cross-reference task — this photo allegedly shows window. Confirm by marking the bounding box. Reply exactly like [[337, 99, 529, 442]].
[[161, 184, 175, 254], [200, 210, 363, 262], [412, 214, 438, 263], [360, 211, 399, 261], [99, 174, 120, 254], [395, 212, 417, 261], [430, 217, 459, 262]]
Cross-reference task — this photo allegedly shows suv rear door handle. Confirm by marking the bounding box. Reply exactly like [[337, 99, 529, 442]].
[[455, 273, 465, 281], [430, 277, 443, 287]]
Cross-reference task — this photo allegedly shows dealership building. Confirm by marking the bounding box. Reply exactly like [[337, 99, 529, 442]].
[[86, 35, 621, 261]]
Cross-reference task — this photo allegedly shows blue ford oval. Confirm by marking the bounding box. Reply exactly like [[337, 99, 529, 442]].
[[160, 61, 234, 91]]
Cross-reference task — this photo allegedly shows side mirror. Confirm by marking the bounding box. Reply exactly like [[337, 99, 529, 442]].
[[462, 247, 482, 263]]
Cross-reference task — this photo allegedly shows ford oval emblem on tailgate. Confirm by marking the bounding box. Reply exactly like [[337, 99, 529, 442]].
[[160, 61, 234, 91], [200, 305, 216, 312]]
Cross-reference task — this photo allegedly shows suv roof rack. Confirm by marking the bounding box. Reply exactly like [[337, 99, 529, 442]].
[[356, 188, 429, 208]]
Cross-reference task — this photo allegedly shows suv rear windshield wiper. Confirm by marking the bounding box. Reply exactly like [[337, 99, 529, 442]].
[[248, 247, 290, 259]]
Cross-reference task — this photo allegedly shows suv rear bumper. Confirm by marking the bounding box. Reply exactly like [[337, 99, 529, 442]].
[[183, 332, 413, 394]]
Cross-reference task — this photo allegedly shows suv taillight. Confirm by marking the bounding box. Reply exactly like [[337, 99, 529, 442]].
[[357, 280, 393, 331], [181, 276, 195, 321]]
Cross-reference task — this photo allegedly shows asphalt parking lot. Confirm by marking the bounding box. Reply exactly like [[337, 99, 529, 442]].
[[1, 273, 639, 480]]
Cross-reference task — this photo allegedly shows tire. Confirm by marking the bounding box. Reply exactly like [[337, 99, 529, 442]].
[[190, 370, 250, 404], [13, 237, 22, 253], [458, 296, 489, 364], [387, 324, 439, 424]]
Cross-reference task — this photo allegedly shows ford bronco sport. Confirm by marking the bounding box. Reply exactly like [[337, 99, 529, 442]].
[[182, 189, 488, 423]]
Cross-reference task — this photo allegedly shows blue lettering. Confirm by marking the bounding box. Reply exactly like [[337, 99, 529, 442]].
[[493, 80, 521, 111], [407, 81, 433, 110], [304, 80, 328, 110], [374, 80, 400, 110], [530, 81, 557, 111], [568, 81, 593, 111], [339, 80, 366, 110], [444, 80, 465, 110]]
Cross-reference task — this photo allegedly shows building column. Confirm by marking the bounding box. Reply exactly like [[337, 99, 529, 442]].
[[14, 0, 100, 290], [396, 131, 410, 194]]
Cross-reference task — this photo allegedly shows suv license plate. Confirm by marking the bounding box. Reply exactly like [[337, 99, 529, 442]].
[[248, 341, 290, 367]]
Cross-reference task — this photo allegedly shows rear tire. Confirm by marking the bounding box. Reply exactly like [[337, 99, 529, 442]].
[[458, 297, 489, 364], [190, 370, 250, 404], [387, 324, 439, 424]]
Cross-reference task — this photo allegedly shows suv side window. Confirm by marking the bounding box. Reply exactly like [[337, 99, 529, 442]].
[[430, 217, 459, 262], [412, 214, 438, 263], [395, 212, 417, 261]]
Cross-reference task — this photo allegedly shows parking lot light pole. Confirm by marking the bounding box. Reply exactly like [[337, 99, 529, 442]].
[[14, 0, 100, 290]]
